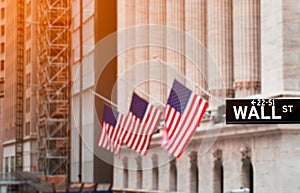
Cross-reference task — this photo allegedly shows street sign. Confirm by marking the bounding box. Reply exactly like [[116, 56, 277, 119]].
[[226, 99, 300, 124]]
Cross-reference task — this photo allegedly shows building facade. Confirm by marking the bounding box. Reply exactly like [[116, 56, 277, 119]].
[[0, 0, 5, 172], [71, 0, 117, 183], [112, 0, 300, 193], [1, 0, 38, 173]]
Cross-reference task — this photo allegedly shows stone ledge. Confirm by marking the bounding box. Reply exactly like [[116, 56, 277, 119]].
[[148, 124, 300, 148]]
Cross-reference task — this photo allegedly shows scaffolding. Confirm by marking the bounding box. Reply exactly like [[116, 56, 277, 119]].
[[15, 0, 25, 172], [37, 0, 71, 179]]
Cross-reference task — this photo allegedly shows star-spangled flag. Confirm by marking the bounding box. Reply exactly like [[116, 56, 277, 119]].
[[162, 79, 208, 158], [98, 105, 125, 154], [120, 93, 162, 155]]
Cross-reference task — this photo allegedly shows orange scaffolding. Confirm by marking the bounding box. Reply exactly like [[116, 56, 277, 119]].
[[37, 0, 71, 180]]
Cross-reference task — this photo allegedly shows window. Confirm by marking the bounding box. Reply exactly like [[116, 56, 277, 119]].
[[26, 73, 31, 88], [10, 157, 15, 172], [26, 98, 30, 113], [169, 159, 177, 191], [1, 8, 4, 19], [0, 60, 4, 71], [5, 157, 9, 173], [26, 25, 31, 41], [0, 78, 4, 98], [26, 48, 31, 64], [1, 25, 4, 36], [25, 122, 30, 136], [0, 43, 4, 53]]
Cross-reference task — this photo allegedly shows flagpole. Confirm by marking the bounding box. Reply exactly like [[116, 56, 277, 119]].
[[156, 58, 223, 105], [90, 89, 120, 109], [119, 58, 223, 105], [119, 77, 166, 107]]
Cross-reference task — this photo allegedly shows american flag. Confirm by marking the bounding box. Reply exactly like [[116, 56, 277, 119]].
[[163, 80, 208, 158], [120, 93, 162, 155], [98, 105, 125, 154]]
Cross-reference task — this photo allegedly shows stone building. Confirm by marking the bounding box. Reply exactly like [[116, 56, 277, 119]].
[[0, 0, 5, 172], [112, 0, 300, 193], [1, 0, 38, 173]]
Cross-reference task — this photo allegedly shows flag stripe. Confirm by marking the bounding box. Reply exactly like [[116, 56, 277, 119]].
[[166, 94, 198, 152], [120, 98, 162, 155], [176, 99, 208, 157], [131, 106, 162, 153], [165, 104, 182, 140], [170, 96, 201, 155], [142, 110, 162, 155], [136, 108, 162, 153], [170, 96, 203, 157], [127, 116, 140, 147], [131, 106, 152, 150], [168, 109, 181, 139], [122, 113, 134, 143], [162, 80, 208, 158], [99, 106, 126, 154]]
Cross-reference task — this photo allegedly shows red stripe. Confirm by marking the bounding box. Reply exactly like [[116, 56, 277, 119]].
[[166, 108, 177, 134], [132, 106, 151, 150], [164, 105, 172, 131], [119, 114, 130, 143], [136, 134, 147, 153], [198, 100, 208, 125], [143, 134, 154, 155], [123, 114, 135, 144], [113, 115, 124, 145], [139, 108, 162, 153], [175, 97, 203, 157], [144, 107, 156, 135], [144, 106, 152, 123], [97, 122, 104, 146], [127, 116, 139, 145], [169, 112, 181, 139], [131, 105, 162, 154], [167, 95, 198, 153], [98, 122, 107, 147]]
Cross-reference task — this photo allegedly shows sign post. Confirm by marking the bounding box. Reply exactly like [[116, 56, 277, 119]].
[[226, 99, 300, 124]]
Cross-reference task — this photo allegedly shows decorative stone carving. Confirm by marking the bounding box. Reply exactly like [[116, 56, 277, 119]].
[[240, 147, 251, 161], [169, 157, 177, 167], [189, 151, 198, 165], [213, 149, 222, 162]]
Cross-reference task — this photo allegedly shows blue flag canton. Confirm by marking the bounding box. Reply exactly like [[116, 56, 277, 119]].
[[129, 93, 148, 120], [103, 105, 119, 127], [167, 80, 192, 114]]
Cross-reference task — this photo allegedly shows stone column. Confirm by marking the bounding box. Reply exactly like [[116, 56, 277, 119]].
[[261, 0, 300, 96], [135, 0, 149, 99], [149, 0, 166, 106], [125, 0, 136, 108], [207, 0, 234, 101], [117, 0, 127, 111], [167, 0, 185, 85], [233, 0, 261, 98], [185, 0, 207, 97]]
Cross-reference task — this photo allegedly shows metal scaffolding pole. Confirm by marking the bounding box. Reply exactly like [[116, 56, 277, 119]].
[[37, 0, 71, 180], [15, 0, 25, 172]]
